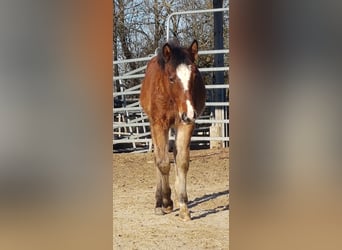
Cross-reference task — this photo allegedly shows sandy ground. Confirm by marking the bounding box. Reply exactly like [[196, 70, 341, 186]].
[[113, 148, 229, 250]]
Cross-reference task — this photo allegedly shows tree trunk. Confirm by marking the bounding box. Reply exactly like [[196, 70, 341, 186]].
[[117, 0, 137, 70], [153, 0, 160, 48], [113, 2, 120, 94]]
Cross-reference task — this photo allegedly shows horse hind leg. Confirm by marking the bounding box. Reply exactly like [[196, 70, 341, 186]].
[[174, 124, 194, 221], [151, 125, 173, 215]]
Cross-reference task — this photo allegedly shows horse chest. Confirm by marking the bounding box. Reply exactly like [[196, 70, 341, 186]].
[[150, 97, 178, 124]]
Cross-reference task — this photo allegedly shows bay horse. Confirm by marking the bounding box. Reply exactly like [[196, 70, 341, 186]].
[[140, 40, 206, 221]]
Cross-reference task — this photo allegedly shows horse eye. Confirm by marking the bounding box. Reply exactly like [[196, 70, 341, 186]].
[[169, 77, 175, 83]]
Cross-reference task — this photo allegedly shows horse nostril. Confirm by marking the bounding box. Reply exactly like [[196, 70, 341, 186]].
[[181, 112, 188, 122], [181, 112, 195, 123]]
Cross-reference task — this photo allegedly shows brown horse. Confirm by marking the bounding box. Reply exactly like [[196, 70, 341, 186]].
[[140, 40, 206, 221]]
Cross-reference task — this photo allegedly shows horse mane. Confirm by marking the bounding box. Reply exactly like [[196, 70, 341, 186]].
[[157, 40, 190, 70]]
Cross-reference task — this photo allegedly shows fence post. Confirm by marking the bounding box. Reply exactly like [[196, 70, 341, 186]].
[[211, 0, 225, 149]]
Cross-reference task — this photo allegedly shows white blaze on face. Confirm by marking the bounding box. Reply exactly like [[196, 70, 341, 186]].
[[176, 64, 195, 120], [176, 64, 192, 91], [186, 100, 194, 119]]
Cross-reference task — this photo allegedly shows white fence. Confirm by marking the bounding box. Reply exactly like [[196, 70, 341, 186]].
[[113, 8, 229, 153]]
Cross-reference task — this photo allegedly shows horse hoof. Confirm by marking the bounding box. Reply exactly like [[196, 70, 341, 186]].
[[155, 207, 164, 215], [179, 211, 191, 221], [162, 205, 173, 214], [179, 205, 191, 221], [179, 210, 191, 221]]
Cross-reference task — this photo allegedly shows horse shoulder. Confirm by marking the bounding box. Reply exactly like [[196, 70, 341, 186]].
[[140, 57, 162, 116]]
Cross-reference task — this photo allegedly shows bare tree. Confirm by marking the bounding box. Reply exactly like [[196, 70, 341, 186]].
[[114, 0, 229, 87], [116, 0, 137, 70], [113, 1, 122, 96]]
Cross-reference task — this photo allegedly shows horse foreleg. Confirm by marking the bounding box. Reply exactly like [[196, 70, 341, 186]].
[[174, 123, 194, 221], [151, 124, 173, 215]]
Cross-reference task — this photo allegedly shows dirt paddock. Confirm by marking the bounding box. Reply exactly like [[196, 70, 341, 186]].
[[113, 148, 229, 249]]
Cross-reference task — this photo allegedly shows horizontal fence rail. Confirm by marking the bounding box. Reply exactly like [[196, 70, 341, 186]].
[[166, 8, 229, 41]]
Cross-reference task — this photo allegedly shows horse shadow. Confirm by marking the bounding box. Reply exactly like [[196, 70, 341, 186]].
[[174, 189, 229, 220]]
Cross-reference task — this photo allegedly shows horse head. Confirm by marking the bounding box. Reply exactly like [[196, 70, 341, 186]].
[[159, 40, 203, 124]]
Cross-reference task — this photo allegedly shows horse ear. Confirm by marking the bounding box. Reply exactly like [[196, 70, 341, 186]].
[[189, 40, 199, 62], [162, 43, 172, 62]]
